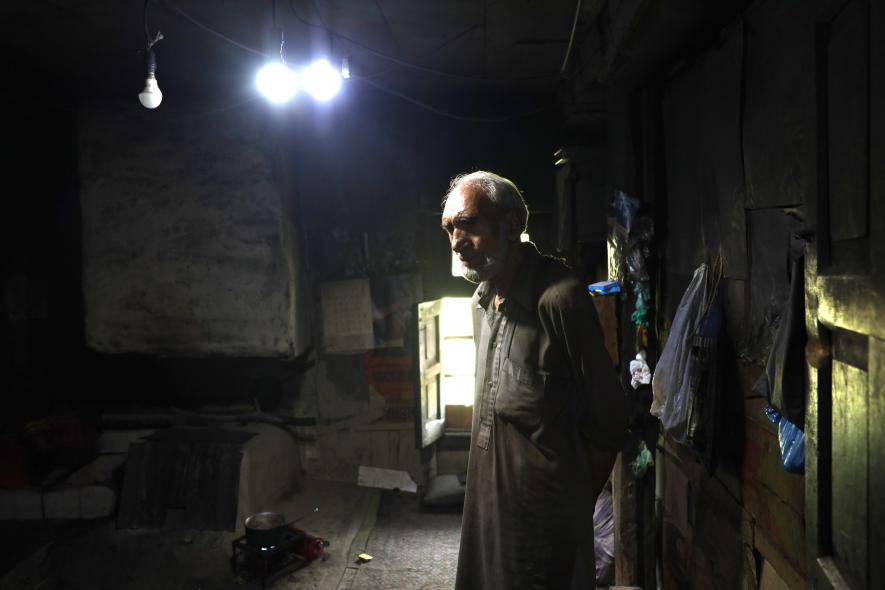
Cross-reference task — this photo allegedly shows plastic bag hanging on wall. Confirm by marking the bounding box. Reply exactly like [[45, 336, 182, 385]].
[[764, 406, 805, 473], [650, 264, 710, 440], [684, 303, 722, 465], [611, 190, 640, 236], [593, 483, 615, 586]]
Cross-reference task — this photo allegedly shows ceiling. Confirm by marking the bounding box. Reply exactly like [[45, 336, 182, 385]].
[[0, 0, 602, 113]]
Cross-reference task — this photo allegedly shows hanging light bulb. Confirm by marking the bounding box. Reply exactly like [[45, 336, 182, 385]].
[[138, 48, 163, 109], [303, 58, 342, 102], [256, 62, 299, 104], [138, 0, 164, 109], [256, 21, 299, 105]]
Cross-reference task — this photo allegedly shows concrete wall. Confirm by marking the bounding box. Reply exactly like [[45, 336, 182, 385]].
[[78, 105, 291, 356]]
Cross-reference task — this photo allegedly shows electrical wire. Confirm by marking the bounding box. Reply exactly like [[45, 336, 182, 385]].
[[369, 0, 405, 55], [158, 0, 558, 122], [162, 1, 269, 58], [357, 24, 481, 80], [309, 0, 329, 27], [162, 0, 478, 75], [165, 0, 564, 83], [289, 0, 559, 82], [144, 0, 164, 48], [355, 77, 555, 123], [560, 0, 583, 74]]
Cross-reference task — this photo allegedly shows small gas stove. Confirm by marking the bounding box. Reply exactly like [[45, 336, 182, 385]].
[[230, 528, 327, 588]]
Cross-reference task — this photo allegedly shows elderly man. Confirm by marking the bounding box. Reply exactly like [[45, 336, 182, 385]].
[[441, 171, 629, 589]]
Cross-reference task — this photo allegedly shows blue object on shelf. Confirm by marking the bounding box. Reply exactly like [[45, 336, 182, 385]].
[[588, 280, 621, 295]]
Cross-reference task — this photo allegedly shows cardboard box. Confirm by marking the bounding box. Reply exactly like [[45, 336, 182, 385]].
[[444, 405, 473, 430]]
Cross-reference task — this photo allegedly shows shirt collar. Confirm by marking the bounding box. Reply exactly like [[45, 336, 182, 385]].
[[474, 242, 541, 312]]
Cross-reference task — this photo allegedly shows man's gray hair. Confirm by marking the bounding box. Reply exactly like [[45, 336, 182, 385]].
[[444, 170, 529, 233]]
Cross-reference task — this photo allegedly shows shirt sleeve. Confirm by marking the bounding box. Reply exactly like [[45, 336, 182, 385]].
[[540, 278, 630, 452]]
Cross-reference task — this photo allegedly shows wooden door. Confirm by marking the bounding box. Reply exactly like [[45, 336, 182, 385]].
[[807, 1, 885, 587], [414, 299, 444, 448]]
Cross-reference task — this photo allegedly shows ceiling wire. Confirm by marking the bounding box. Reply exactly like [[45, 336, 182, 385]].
[[158, 0, 558, 123], [162, 1, 269, 57], [143, 0, 164, 48], [356, 77, 554, 123], [369, 0, 406, 55], [161, 0, 469, 77], [356, 24, 480, 80], [560, 0, 583, 74], [309, 0, 329, 27], [289, 0, 559, 82]]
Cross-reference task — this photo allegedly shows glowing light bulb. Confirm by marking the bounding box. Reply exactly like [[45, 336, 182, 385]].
[[256, 62, 299, 104], [303, 59, 342, 102]]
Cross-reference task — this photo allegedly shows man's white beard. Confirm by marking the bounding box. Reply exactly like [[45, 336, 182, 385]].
[[460, 230, 512, 284]]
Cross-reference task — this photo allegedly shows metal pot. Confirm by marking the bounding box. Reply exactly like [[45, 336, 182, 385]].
[[244, 511, 286, 548]]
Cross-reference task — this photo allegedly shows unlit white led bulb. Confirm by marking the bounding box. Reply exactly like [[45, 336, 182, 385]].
[[138, 49, 163, 109], [139, 75, 163, 109]]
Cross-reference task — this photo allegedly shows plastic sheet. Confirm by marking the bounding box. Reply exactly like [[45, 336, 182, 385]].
[[593, 484, 615, 585], [764, 406, 805, 473], [629, 351, 652, 389], [625, 217, 654, 282], [631, 281, 652, 328], [651, 264, 711, 440], [630, 440, 654, 479], [611, 190, 640, 236], [626, 248, 650, 281]]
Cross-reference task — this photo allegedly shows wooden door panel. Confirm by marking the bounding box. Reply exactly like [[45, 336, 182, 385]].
[[869, 338, 885, 590], [817, 277, 885, 340], [808, 1, 884, 588], [829, 359, 868, 588], [415, 300, 444, 448]]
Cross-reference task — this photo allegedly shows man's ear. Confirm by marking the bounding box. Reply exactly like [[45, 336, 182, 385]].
[[504, 211, 523, 241]]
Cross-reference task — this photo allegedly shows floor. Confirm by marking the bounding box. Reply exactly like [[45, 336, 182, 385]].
[[0, 480, 462, 590]]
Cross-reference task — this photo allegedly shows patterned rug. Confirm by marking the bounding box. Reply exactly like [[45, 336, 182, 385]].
[[349, 491, 462, 590]]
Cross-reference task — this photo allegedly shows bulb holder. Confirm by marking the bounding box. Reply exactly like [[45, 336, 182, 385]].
[[144, 48, 157, 76]]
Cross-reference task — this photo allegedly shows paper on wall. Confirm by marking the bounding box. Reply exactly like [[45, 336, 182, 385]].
[[321, 278, 374, 353]]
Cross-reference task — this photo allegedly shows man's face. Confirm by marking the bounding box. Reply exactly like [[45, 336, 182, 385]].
[[441, 185, 511, 283]]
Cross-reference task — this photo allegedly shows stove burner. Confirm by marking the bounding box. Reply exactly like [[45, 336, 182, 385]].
[[231, 529, 312, 588]]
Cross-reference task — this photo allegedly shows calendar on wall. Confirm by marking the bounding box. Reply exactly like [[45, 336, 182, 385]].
[[320, 278, 375, 353]]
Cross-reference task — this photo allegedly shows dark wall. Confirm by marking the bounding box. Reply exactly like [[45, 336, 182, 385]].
[[1, 78, 566, 483], [288, 84, 560, 302], [652, 2, 813, 587], [584, 0, 819, 587], [1, 98, 82, 433]]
